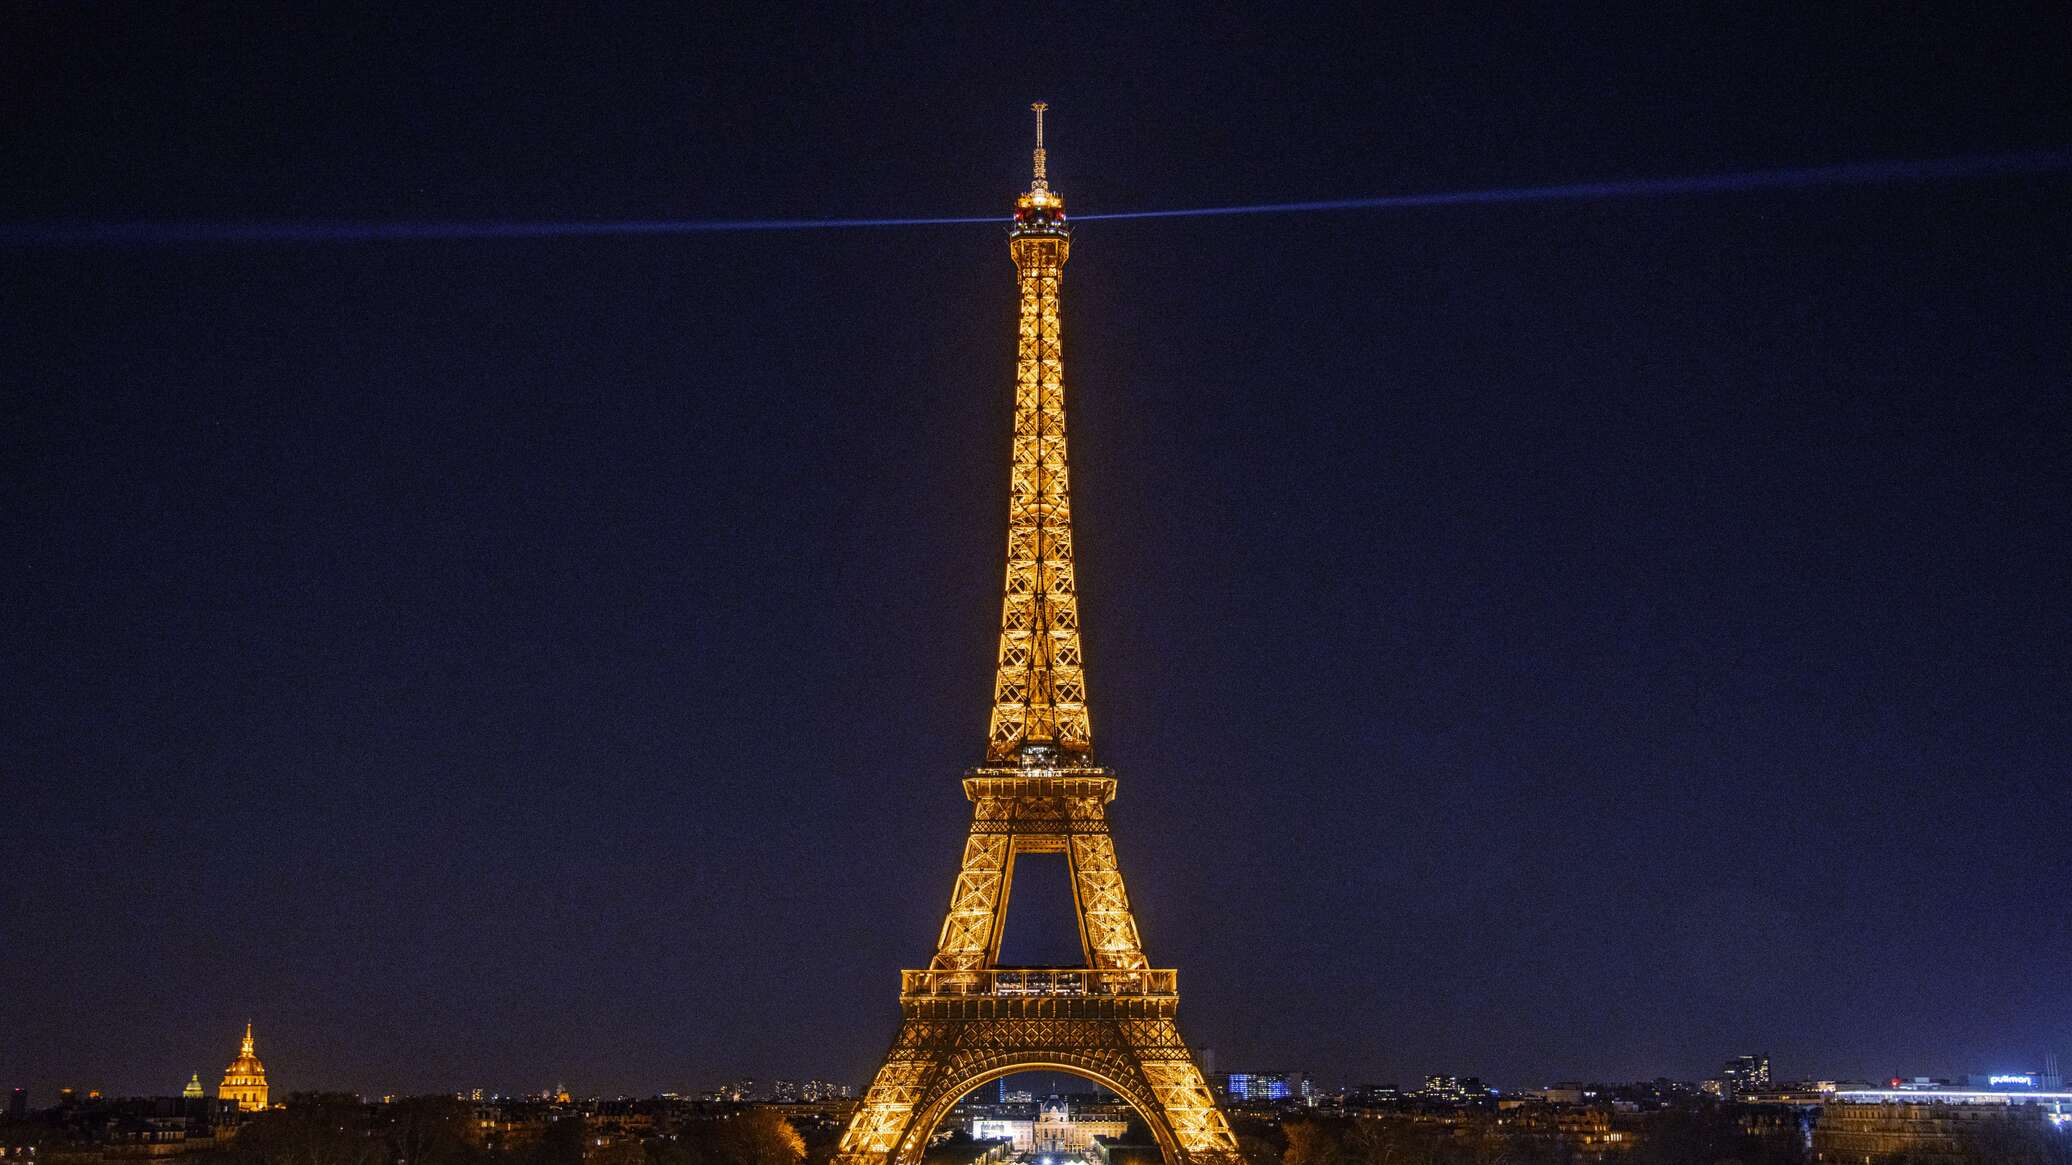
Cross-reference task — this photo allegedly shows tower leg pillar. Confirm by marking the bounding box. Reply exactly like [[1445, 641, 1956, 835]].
[[1120, 1019, 1241, 1165], [837, 1015, 965, 1165]]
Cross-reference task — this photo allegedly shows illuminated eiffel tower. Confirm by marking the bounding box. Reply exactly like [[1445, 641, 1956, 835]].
[[833, 105, 1240, 1165]]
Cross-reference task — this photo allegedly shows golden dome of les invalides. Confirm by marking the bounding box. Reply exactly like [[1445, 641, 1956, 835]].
[[219, 1022, 269, 1111]]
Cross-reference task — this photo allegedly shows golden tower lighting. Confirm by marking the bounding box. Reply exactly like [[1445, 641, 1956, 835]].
[[218, 1021, 269, 1112], [986, 98, 1092, 764], [834, 105, 1240, 1165]]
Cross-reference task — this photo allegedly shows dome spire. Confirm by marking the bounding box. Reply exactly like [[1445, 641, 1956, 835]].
[[222, 1019, 270, 1112]]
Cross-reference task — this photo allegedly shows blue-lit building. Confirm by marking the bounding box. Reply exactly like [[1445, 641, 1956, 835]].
[[1215, 1072, 1306, 1103]]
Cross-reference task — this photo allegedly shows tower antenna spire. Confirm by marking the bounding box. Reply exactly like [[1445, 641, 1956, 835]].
[[1030, 101, 1049, 190]]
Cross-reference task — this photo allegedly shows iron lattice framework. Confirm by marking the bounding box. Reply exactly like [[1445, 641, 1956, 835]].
[[835, 106, 1240, 1165], [986, 103, 1089, 764]]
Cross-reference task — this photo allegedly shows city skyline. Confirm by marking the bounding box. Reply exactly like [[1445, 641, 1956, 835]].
[[11, 1020, 2065, 1109], [6, 4, 2068, 1112]]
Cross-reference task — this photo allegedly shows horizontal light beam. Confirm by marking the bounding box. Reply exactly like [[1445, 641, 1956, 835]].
[[4, 148, 2067, 248]]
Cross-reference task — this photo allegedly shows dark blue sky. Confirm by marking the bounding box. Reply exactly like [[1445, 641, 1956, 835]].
[[3, 4, 2067, 1101]]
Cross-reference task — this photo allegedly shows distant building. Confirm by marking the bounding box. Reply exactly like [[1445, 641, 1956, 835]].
[[767, 1079, 852, 1103], [1216, 1072, 1304, 1103], [1418, 1076, 1488, 1104], [1815, 1088, 2072, 1162], [1720, 1054, 1770, 1097], [1955, 1064, 2067, 1093], [970, 1098, 1128, 1152], [1703, 1055, 1771, 1100], [218, 1022, 269, 1112], [9, 1088, 26, 1118], [182, 1076, 204, 1100], [1499, 1105, 1634, 1155]]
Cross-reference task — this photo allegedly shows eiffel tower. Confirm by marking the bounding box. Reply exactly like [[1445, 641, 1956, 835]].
[[833, 105, 1241, 1165]]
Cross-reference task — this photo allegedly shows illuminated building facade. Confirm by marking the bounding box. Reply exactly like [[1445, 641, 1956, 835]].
[[1418, 1076, 1488, 1104], [1224, 1074, 1287, 1103], [1814, 1090, 2072, 1162], [217, 1022, 268, 1112], [1723, 1054, 1770, 1095], [1213, 1073, 1307, 1104], [832, 106, 1239, 1165], [773, 1080, 854, 1103], [971, 1099, 1130, 1154], [1702, 1055, 1772, 1100]]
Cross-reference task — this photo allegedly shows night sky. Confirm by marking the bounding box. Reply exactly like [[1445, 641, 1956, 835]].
[[4, 5, 2068, 1102]]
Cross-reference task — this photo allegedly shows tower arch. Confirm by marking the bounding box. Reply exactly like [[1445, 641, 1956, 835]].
[[896, 1059, 1179, 1165]]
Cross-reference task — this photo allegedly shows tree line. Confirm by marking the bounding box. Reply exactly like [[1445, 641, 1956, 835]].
[[193, 1097, 811, 1165]]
